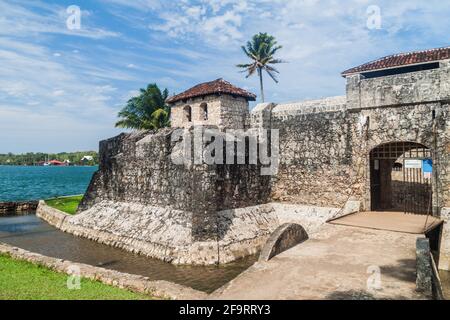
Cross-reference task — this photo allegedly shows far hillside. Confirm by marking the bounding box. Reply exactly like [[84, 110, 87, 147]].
[[0, 152, 99, 166]]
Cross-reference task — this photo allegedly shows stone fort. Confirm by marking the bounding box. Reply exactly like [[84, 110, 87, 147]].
[[60, 47, 449, 270]]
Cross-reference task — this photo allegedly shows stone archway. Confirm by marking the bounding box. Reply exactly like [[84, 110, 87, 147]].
[[369, 141, 433, 215]]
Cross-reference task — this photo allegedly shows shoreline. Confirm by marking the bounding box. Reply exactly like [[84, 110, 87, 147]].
[[0, 165, 98, 167], [0, 196, 82, 204], [0, 201, 39, 215], [0, 196, 82, 214], [0, 242, 206, 300]]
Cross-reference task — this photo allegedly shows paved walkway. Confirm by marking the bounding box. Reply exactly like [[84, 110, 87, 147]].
[[210, 224, 427, 300], [329, 211, 442, 234]]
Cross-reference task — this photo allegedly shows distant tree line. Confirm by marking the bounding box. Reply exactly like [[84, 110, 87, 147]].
[[0, 151, 99, 166]]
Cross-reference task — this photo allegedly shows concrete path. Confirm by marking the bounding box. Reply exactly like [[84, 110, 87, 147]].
[[210, 224, 426, 300], [330, 211, 442, 234]]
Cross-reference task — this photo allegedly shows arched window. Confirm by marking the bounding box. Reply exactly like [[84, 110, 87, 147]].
[[184, 105, 192, 122], [200, 103, 208, 121]]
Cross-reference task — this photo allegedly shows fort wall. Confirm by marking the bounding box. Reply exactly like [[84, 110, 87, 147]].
[[75, 61, 450, 267]]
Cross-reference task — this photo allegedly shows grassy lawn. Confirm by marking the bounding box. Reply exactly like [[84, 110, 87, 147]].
[[0, 254, 151, 300], [45, 195, 83, 215]]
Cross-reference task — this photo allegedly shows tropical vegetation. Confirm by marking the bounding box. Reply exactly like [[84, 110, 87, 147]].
[[237, 33, 284, 102], [115, 84, 171, 130]]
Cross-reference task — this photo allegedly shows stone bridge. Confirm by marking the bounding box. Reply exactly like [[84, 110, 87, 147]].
[[210, 223, 432, 300]]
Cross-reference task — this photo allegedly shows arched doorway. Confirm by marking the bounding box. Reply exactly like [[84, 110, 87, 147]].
[[370, 142, 433, 215]]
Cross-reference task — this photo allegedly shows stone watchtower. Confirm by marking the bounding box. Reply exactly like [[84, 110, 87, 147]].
[[166, 78, 256, 129]]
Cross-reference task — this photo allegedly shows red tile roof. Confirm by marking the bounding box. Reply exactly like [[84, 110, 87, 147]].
[[341, 46, 450, 77], [166, 78, 256, 104]]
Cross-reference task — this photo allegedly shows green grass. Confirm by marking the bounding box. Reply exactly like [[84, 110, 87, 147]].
[[0, 254, 152, 300], [45, 195, 83, 215]]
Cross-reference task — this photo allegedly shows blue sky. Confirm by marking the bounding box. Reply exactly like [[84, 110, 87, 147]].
[[0, 0, 449, 153]]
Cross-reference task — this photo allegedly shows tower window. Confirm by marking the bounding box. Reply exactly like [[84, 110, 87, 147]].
[[200, 103, 208, 121], [184, 105, 192, 122]]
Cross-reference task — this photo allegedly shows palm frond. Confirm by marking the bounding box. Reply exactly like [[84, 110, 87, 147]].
[[245, 64, 258, 78], [269, 58, 286, 64], [241, 46, 251, 58], [116, 84, 170, 130], [236, 63, 253, 69], [264, 68, 279, 83], [265, 65, 280, 74], [269, 45, 282, 56], [237, 32, 285, 100]]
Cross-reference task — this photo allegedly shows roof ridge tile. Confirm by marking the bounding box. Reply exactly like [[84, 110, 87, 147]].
[[167, 79, 256, 104], [342, 45, 450, 76]]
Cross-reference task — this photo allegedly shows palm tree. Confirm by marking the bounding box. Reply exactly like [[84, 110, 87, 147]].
[[237, 33, 284, 103], [115, 84, 171, 130]]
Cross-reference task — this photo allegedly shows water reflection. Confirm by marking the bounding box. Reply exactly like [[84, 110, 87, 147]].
[[0, 215, 256, 293]]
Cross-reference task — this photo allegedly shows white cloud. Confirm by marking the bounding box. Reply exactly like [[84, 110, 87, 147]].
[[0, 0, 120, 39], [0, 37, 122, 152], [1, 0, 450, 153], [52, 90, 65, 96], [103, 0, 161, 11], [144, 0, 450, 104], [149, 0, 249, 44]]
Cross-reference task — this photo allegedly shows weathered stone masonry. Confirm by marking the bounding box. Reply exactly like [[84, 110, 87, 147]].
[[79, 127, 272, 243], [267, 97, 358, 208], [50, 49, 450, 269]]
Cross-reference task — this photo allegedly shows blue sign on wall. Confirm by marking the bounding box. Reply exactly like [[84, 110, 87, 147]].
[[422, 159, 433, 173]]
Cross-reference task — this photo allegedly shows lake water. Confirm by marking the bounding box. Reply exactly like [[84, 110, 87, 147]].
[[0, 166, 97, 201]]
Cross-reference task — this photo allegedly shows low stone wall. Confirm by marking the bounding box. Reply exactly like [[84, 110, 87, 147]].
[[0, 201, 38, 215], [36, 201, 67, 226], [431, 254, 445, 300], [439, 208, 450, 271], [272, 203, 340, 234], [259, 223, 308, 262], [416, 237, 432, 297], [416, 237, 445, 300], [37, 201, 338, 265], [0, 242, 207, 300], [37, 201, 276, 265]]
